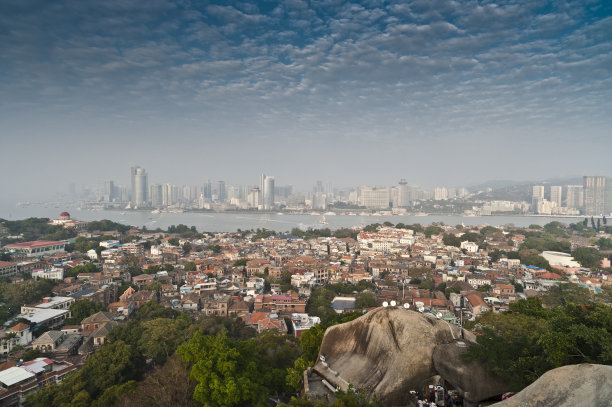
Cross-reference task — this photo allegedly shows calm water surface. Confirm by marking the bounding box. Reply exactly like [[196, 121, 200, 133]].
[[0, 203, 585, 233]]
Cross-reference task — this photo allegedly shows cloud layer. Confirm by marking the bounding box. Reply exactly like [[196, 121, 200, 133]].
[[0, 0, 611, 196]]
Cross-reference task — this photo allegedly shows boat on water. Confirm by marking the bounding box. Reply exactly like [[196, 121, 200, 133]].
[[320, 216, 328, 225]]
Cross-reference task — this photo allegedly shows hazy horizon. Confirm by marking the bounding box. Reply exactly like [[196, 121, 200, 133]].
[[1, 0, 611, 204]]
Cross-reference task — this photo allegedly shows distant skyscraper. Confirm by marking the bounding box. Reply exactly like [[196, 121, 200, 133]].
[[162, 184, 173, 206], [359, 186, 390, 209], [132, 166, 148, 206], [203, 180, 212, 200], [566, 185, 583, 210], [396, 179, 410, 208], [583, 176, 607, 215], [217, 181, 226, 202], [150, 184, 162, 207], [104, 180, 115, 202], [248, 187, 261, 208], [262, 175, 275, 209], [434, 187, 448, 201], [550, 186, 562, 207], [532, 185, 545, 210]]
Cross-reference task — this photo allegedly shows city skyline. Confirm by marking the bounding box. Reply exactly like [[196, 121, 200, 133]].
[[1, 0, 611, 204]]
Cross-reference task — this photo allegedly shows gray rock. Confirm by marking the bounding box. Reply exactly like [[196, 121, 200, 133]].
[[433, 340, 509, 402], [314, 307, 463, 405], [491, 364, 612, 407]]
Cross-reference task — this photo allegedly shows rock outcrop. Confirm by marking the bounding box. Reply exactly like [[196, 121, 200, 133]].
[[491, 364, 612, 407], [313, 307, 466, 405], [432, 340, 509, 402]]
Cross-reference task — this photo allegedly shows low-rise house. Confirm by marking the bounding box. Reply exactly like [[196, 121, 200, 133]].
[[180, 293, 201, 312], [202, 295, 230, 317], [466, 294, 490, 317], [132, 274, 155, 289], [81, 311, 114, 332], [21, 297, 74, 314], [0, 358, 77, 406], [32, 331, 81, 356], [126, 290, 157, 309], [108, 301, 134, 318], [331, 296, 356, 314], [91, 322, 118, 347]]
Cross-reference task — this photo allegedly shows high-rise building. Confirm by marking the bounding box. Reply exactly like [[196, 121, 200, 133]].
[[532, 185, 545, 210], [203, 180, 212, 200], [217, 181, 226, 202], [262, 176, 275, 209], [359, 186, 390, 209], [566, 185, 583, 210], [132, 166, 148, 206], [396, 179, 410, 208], [248, 187, 261, 208], [150, 184, 163, 207], [583, 176, 606, 215], [550, 186, 563, 208], [434, 187, 448, 201], [162, 184, 174, 206], [104, 180, 115, 202], [313, 193, 327, 210]]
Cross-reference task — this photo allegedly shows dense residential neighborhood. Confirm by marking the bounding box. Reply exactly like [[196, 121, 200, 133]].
[[0, 215, 610, 406]]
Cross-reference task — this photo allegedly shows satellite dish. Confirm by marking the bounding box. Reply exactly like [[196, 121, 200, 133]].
[[436, 312, 442, 319], [390, 300, 396, 307], [320, 355, 326, 362], [403, 303, 410, 309], [382, 301, 389, 307]]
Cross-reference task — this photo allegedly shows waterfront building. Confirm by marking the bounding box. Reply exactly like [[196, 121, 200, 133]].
[[261, 175, 275, 209], [359, 186, 390, 209], [583, 176, 606, 215], [131, 166, 148, 207], [566, 185, 583, 210], [550, 186, 562, 208]]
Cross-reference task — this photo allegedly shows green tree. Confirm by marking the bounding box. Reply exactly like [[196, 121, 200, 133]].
[[442, 233, 461, 247], [572, 246, 603, 269], [138, 317, 191, 365], [178, 331, 267, 407], [541, 283, 593, 307], [233, 259, 247, 267], [0, 279, 55, 314], [355, 292, 376, 310], [64, 299, 105, 325], [363, 223, 381, 233], [65, 262, 100, 278], [424, 225, 443, 238]]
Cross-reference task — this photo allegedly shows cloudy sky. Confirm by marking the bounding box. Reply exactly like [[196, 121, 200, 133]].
[[1, 0, 611, 202]]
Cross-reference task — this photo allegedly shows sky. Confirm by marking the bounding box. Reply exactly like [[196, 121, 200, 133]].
[[1, 0, 611, 203]]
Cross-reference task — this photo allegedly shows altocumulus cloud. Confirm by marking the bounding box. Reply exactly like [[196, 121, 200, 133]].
[[0, 0, 611, 161]]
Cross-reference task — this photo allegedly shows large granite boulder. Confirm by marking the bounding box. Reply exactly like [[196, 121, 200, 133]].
[[491, 364, 612, 407], [433, 340, 509, 402], [313, 307, 463, 405]]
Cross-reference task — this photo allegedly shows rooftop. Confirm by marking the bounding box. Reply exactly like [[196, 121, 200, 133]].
[[5, 240, 65, 249], [17, 309, 70, 324], [0, 366, 35, 387]]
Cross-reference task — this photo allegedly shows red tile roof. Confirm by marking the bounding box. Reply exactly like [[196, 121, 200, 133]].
[[5, 240, 64, 249]]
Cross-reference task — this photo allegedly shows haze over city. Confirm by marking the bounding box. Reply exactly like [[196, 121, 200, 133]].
[[1, 0, 611, 205]]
